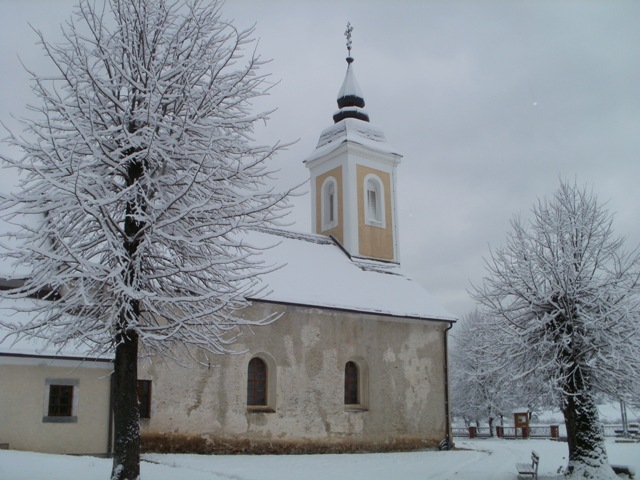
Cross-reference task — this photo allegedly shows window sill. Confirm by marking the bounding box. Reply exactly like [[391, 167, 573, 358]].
[[43, 416, 78, 423], [246, 406, 275, 414], [344, 406, 368, 413], [322, 222, 338, 232], [364, 219, 385, 229]]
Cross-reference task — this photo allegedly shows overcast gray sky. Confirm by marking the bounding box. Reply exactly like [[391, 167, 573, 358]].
[[1, 0, 639, 318]]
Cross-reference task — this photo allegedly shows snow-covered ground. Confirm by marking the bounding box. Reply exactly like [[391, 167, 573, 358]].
[[1, 438, 637, 480]]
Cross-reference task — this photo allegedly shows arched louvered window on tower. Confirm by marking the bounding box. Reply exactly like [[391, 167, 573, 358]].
[[321, 176, 338, 231], [364, 174, 385, 227]]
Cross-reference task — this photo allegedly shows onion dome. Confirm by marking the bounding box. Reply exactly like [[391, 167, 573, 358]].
[[333, 57, 370, 123], [333, 22, 369, 123]]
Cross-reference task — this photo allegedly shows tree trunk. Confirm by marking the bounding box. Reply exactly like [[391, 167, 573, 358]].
[[110, 145, 145, 480], [111, 327, 140, 480], [562, 389, 612, 478]]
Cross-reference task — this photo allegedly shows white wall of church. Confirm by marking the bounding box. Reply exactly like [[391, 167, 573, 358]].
[[139, 301, 450, 452]]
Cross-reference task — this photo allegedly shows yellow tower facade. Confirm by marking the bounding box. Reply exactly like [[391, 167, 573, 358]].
[[305, 53, 402, 263]]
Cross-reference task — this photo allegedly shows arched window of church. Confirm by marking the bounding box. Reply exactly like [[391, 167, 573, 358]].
[[247, 357, 267, 406], [344, 361, 359, 405], [321, 176, 338, 231], [364, 175, 385, 227]]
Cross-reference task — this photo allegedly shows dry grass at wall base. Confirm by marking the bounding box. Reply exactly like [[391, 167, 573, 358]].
[[140, 433, 439, 455]]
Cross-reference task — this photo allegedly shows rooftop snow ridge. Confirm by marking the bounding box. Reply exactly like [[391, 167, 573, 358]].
[[305, 118, 401, 164], [351, 258, 402, 276], [250, 226, 334, 245], [316, 119, 386, 150]]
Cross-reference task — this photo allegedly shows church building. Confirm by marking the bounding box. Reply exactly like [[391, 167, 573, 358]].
[[0, 39, 456, 455], [136, 45, 457, 453]]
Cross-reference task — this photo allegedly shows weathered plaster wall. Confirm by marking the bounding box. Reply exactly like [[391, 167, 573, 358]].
[[0, 360, 112, 454], [140, 302, 449, 452]]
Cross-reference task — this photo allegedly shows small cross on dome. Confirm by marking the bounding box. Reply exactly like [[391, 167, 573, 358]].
[[344, 22, 354, 64]]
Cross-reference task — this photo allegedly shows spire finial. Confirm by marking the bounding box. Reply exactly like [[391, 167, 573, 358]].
[[344, 22, 354, 64]]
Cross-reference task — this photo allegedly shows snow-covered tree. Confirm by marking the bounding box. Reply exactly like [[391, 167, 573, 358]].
[[450, 311, 515, 433], [473, 181, 640, 479], [0, 1, 291, 478]]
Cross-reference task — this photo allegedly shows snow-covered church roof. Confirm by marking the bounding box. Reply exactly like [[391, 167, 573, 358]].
[[0, 227, 453, 360], [246, 227, 455, 322], [0, 224, 454, 360]]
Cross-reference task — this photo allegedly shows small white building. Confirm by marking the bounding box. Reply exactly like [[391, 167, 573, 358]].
[[0, 297, 113, 455]]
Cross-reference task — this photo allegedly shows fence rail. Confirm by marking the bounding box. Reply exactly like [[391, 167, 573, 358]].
[[603, 425, 639, 438], [453, 424, 640, 440]]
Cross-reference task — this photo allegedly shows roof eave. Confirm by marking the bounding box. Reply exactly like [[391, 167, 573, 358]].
[[246, 297, 457, 324]]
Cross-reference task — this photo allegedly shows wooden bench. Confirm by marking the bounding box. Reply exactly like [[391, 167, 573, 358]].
[[611, 464, 636, 479], [516, 451, 539, 479]]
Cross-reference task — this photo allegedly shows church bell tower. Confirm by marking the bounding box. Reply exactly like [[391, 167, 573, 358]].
[[305, 23, 403, 263]]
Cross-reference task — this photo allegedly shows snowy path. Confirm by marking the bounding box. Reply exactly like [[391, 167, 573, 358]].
[[0, 438, 638, 480]]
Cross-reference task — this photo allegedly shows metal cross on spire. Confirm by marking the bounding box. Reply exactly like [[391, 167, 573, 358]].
[[344, 22, 353, 62]]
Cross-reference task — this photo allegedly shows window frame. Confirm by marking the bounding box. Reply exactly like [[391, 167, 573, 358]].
[[321, 176, 339, 231], [344, 361, 359, 405], [48, 384, 74, 417], [43, 379, 79, 423], [246, 354, 276, 413], [343, 359, 369, 412], [247, 357, 268, 407], [137, 379, 152, 419], [363, 174, 385, 228]]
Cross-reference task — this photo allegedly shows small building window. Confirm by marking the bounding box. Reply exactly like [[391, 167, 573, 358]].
[[344, 361, 359, 405], [247, 357, 268, 406], [364, 175, 385, 227], [43, 379, 78, 423], [137, 380, 152, 419], [321, 176, 338, 231], [48, 385, 74, 417]]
